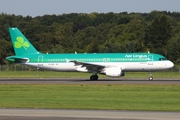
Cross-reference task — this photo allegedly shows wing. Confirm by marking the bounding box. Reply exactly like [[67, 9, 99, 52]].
[[70, 60, 105, 73]]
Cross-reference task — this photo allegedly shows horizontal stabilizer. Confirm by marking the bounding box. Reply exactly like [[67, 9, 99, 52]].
[[6, 56, 29, 63]]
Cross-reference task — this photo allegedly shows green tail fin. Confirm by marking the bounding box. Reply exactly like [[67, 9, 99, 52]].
[[9, 28, 40, 55]]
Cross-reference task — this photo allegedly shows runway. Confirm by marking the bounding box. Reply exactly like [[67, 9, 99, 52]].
[[0, 78, 179, 120], [0, 78, 179, 84], [0, 108, 180, 120]]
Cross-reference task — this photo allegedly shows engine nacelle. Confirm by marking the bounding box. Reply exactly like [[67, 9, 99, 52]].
[[105, 67, 123, 77], [76, 66, 88, 72]]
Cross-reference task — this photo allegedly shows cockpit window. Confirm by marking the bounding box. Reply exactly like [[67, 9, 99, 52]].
[[159, 58, 167, 61]]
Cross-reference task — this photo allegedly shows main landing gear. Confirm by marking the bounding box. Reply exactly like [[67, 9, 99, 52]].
[[90, 74, 98, 80], [149, 72, 153, 81]]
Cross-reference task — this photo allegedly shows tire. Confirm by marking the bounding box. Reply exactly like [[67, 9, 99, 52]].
[[149, 77, 153, 81]]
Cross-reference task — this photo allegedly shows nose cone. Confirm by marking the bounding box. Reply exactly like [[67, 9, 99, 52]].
[[167, 61, 174, 68]]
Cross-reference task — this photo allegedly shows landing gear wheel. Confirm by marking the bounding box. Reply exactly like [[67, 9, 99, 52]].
[[149, 77, 153, 81], [90, 75, 98, 80], [149, 72, 153, 81]]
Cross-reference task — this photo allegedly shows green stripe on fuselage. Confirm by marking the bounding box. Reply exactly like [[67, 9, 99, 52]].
[[20, 53, 165, 63]]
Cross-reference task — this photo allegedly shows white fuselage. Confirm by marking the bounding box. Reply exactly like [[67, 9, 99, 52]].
[[26, 60, 174, 72]]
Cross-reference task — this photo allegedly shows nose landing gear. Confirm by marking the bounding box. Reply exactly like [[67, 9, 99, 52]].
[[149, 72, 153, 81]]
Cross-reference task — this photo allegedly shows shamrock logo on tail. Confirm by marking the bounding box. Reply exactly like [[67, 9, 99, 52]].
[[14, 37, 30, 50]]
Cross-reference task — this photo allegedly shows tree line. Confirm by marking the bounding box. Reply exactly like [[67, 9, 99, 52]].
[[0, 10, 180, 65]]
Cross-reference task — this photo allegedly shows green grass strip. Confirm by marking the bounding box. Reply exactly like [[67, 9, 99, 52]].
[[0, 84, 180, 111]]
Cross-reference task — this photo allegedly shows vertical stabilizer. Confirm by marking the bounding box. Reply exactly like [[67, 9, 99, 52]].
[[9, 28, 39, 55]]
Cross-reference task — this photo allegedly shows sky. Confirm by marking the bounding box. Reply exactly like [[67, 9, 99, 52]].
[[0, 0, 180, 17]]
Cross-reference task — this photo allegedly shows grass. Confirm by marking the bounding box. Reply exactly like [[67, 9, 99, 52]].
[[0, 71, 179, 78], [0, 84, 180, 111], [0, 71, 179, 111]]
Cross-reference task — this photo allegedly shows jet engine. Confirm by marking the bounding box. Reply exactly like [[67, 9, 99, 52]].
[[105, 67, 124, 77]]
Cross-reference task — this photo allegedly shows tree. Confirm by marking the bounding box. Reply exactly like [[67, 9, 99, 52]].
[[1, 11, 180, 63], [95, 23, 112, 45], [146, 15, 172, 55], [0, 39, 12, 64], [74, 26, 97, 53], [167, 33, 180, 63]]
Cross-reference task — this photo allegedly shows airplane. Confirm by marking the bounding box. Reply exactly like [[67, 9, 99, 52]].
[[6, 27, 174, 80]]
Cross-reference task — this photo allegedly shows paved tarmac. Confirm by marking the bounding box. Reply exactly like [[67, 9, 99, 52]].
[[0, 78, 179, 84], [0, 78, 180, 120], [0, 108, 180, 120]]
